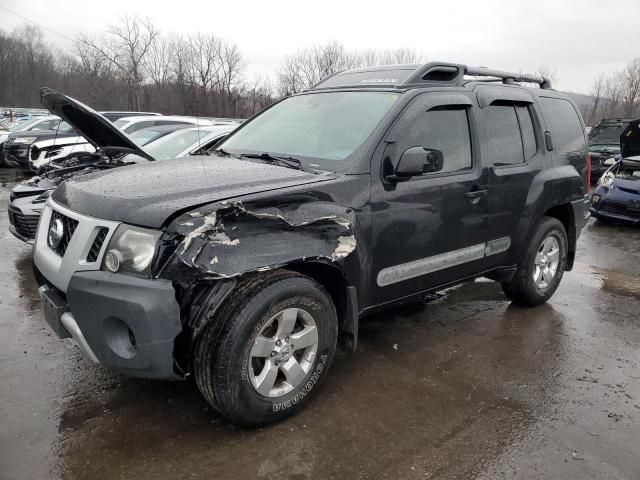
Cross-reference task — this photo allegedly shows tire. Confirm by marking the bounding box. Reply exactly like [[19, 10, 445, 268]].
[[501, 216, 568, 306], [194, 270, 338, 427]]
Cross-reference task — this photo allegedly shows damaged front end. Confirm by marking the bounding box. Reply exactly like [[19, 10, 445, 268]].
[[591, 157, 640, 223], [156, 197, 361, 369], [162, 199, 357, 280]]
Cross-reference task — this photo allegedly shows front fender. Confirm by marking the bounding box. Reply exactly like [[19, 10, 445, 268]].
[[159, 198, 362, 285]]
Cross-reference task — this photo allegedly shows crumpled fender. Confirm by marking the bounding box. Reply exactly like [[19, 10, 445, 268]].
[[159, 198, 359, 281]]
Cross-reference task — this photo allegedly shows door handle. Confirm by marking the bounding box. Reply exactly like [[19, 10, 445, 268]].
[[465, 189, 488, 204], [465, 189, 488, 199]]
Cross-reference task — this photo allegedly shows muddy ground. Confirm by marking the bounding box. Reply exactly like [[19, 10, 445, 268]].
[[0, 168, 639, 480]]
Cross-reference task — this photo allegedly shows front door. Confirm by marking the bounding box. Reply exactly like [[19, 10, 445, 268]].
[[370, 92, 491, 305]]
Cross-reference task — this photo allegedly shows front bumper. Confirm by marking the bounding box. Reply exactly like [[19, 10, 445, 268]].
[[8, 199, 41, 243], [36, 269, 183, 380], [591, 203, 640, 224]]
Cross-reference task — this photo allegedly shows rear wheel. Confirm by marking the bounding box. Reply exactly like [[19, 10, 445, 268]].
[[194, 271, 337, 427], [502, 217, 568, 306]]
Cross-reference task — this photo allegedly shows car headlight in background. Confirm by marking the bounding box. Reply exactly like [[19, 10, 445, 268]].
[[591, 194, 600, 205], [102, 224, 162, 277], [603, 157, 617, 167], [12, 136, 37, 144]]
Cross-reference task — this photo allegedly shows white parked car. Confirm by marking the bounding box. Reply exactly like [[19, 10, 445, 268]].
[[29, 134, 96, 173], [112, 115, 220, 135]]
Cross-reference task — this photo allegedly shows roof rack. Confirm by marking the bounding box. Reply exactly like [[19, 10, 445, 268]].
[[310, 61, 553, 91], [401, 62, 552, 89]]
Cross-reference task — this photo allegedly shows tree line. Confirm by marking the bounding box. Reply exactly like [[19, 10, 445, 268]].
[[587, 58, 640, 125], [0, 16, 638, 124], [0, 17, 422, 119]]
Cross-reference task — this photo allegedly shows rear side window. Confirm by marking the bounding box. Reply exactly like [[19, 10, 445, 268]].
[[516, 105, 537, 159], [539, 97, 584, 153], [397, 107, 472, 174], [484, 104, 537, 166]]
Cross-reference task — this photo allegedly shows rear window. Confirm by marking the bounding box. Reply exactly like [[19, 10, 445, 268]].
[[539, 97, 585, 153]]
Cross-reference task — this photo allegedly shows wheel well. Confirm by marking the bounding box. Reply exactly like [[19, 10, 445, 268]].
[[543, 203, 577, 270], [285, 261, 348, 332]]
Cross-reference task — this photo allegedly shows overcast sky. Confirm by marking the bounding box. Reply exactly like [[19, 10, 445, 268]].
[[1, 0, 639, 94]]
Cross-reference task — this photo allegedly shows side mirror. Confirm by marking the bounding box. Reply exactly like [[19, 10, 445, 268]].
[[390, 147, 444, 181]]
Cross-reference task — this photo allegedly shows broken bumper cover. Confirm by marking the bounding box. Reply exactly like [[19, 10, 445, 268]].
[[37, 270, 183, 380]]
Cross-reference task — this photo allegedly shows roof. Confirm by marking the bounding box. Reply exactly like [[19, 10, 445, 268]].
[[311, 61, 552, 91]]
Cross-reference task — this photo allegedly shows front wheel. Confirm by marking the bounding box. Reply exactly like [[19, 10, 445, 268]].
[[194, 271, 337, 427], [502, 216, 568, 306]]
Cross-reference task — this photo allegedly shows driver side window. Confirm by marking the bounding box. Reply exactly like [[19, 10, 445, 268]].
[[396, 107, 472, 174]]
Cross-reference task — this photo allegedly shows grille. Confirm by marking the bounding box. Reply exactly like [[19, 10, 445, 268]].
[[8, 207, 39, 240], [86, 227, 109, 262], [48, 210, 79, 257], [600, 201, 640, 218]]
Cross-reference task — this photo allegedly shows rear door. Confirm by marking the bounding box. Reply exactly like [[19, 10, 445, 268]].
[[475, 86, 545, 266], [370, 92, 490, 305]]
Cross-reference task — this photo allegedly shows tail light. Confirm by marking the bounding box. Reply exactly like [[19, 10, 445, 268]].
[[586, 153, 592, 193]]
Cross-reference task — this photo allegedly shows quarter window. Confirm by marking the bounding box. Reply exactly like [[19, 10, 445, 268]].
[[397, 107, 472, 174], [539, 97, 584, 153]]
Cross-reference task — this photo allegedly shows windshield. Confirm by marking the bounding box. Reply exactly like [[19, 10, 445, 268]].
[[143, 128, 210, 160], [219, 91, 399, 168], [129, 128, 166, 146], [590, 144, 620, 153], [113, 118, 129, 129], [12, 118, 44, 132]]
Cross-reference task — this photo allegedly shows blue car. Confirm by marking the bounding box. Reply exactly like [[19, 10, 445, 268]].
[[590, 119, 640, 224]]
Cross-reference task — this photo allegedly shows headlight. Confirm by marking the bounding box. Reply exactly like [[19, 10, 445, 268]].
[[599, 171, 615, 189], [603, 157, 617, 167], [13, 136, 37, 144], [101, 224, 162, 277]]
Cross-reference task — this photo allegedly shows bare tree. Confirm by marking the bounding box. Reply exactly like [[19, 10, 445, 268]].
[[603, 76, 624, 117], [588, 74, 605, 125], [621, 58, 640, 117], [79, 14, 158, 110], [277, 42, 424, 96]]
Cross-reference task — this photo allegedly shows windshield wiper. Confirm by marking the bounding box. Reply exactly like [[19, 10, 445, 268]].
[[209, 148, 241, 159], [239, 152, 307, 171]]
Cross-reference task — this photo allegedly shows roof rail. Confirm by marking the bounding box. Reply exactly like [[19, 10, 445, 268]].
[[399, 62, 552, 89], [465, 66, 552, 89]]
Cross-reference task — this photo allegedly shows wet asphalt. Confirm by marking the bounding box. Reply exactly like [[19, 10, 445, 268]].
[[0, 167, 639, 480]]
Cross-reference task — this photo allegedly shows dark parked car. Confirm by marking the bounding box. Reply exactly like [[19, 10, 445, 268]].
[[588, 118, 634, 181], [590, 119, 640, 223], [3, 121, 78, 168], [33, 63, 589, 427]]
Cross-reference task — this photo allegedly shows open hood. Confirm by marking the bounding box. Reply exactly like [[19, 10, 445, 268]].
[[621, 119, 640, 159], [589, 119, 634, 146], [40, 87, 154, 161]]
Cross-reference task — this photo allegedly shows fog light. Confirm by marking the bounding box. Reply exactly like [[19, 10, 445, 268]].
[[104, 249, 123, 272]]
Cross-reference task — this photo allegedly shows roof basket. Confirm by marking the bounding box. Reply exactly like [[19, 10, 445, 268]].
[[400, 62, 552, 89]]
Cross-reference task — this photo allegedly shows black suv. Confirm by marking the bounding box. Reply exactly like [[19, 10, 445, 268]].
[[33, 63, 589, 427]]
